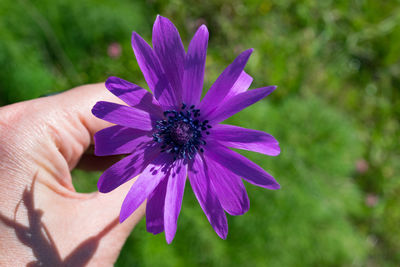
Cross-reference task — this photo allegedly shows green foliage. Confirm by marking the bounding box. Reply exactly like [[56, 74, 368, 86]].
[[0, 0, 151, 103], [1, 0, 399, 266]]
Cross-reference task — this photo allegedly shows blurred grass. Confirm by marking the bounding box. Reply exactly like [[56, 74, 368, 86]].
[[1, 0, 399, 266]]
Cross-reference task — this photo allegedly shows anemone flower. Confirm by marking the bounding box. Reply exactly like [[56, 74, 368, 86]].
[[92, 15, 280, 243]]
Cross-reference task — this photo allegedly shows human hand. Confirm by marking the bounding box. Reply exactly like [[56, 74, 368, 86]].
[[0, 84, 144, 266]]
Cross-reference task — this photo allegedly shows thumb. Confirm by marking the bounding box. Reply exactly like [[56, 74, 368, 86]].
[[45, 83, 123, 171], [10, 83, 125, 190], [0, 82, 123, 196]]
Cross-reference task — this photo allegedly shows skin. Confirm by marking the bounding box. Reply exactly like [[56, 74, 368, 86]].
[[0, 84, 144, 266]]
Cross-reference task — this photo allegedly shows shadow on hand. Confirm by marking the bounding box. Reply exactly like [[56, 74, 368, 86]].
[[0, 174, 119, 267]]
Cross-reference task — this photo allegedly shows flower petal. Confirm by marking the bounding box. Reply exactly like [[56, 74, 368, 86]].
[[182, 25, 209, 106], [146, 177, 168, 235], [94, 125, 153, 156], [164, 160, 187, 244], [206, 141, 280, 190], [199, 49, 253, 118], [209, 124, 280, 156], [153, 15, 185, 103], [105, 76, 163, 117], [207, 86, 276, 124], [97, 143, 160, 193], [131, 32, 178, 108], [225, 71, 253, 100], [92, 101, 155, 131], [120, 152, 174, 223], [188, 154, 228, 239], [205, 155, 250, 215]]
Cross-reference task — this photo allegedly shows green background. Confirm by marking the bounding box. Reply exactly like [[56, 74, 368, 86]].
[[1, 0, 399, 266]]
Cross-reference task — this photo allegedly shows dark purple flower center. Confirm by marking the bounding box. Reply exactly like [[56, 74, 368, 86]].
[[152, 103, 211, 160], [170, 121, 193, 145]]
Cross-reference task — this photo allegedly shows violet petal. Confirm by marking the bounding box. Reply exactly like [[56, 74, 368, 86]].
[[120, 153, 174, 223], [182, 25, 209, 106], [199, 49, 253, 118], [164, 159, 187, 244], [146, 177, 168, 235], [209, 124, 280, 156], [225, 71, 253, 100], [92, 101, 155, 131], [206, 141, 280, 190], [94, 125, 152, 156], [97, 143, 160, 193], [204, 155, 250, 215], [207, 86, 276, 124], [105, 76, 163, 118], [131, 32, 178, 108], [153, 15, 185, 103], [188, 154, 228, 239]]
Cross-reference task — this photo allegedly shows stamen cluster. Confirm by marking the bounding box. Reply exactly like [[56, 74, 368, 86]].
[[152, 103, 212, 160]]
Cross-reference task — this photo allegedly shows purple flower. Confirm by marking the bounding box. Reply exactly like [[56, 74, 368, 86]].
[[92, 15, 280, 243]]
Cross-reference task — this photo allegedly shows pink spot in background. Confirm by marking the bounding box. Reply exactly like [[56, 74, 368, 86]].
[[365, 194, 379, 207], [356, 159, 369, 174], [108, 42, 122, 59]]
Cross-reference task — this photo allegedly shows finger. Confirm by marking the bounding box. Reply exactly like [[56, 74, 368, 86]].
[[45, 83, 124, 170]]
